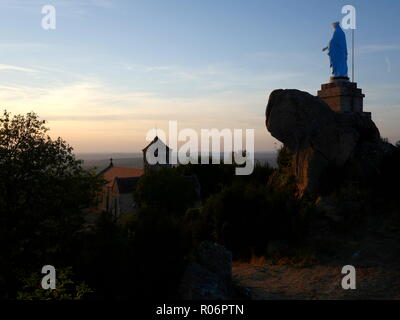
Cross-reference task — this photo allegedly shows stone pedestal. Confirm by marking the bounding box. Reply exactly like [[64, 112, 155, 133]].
[[317, 79, 365, 114]]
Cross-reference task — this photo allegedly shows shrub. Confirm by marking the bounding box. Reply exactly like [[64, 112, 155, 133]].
[[133, 168, 196, 215], [188, 181, 299, 260], [17, 267, 92, 300]]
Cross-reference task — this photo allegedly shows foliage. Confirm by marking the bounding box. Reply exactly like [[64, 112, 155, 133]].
[[132, 206, 187, 298], [176, 160, 237, 200], [16, 267, 92, 300], [179, 147, 317, 261], [178, 160, 275, 201], [276, 145, 292, 171], [71, 212, 133, 299], [0, 110, 104, 298], [130, 168, 201, 297], [183, 180, 301, 260], [267, 145, 298, 195], [71, 209, 186, 299], [243, 161, 275, 185], [133, 168, 196, 214]]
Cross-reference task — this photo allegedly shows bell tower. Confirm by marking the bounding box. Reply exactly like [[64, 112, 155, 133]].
[[142, 136, 172, 173]]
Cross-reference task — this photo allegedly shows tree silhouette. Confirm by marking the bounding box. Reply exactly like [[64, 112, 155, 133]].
[[0, 110, 103, 298]]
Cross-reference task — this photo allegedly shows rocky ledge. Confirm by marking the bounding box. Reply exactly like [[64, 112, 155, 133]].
[[265, 89, 396, 196]]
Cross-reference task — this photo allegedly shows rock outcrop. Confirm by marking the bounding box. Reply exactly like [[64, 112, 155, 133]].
[[180, 241, 232, 300], [265, 89, 395, 196]]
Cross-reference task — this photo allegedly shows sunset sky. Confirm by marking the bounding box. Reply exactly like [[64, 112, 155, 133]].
[[0, 0, 399, 152]]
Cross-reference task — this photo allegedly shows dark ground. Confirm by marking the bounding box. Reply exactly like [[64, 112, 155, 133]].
[[233, 213, 400, 299]]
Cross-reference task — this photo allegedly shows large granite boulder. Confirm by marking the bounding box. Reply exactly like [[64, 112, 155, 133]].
[[265, 89, 394, 195], [180, 241, 232, 300]]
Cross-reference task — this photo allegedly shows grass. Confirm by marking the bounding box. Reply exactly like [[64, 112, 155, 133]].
[[233, 255, 267, 267], [233, 249, 318, 269]]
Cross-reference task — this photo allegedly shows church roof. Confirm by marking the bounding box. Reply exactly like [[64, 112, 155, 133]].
[[98, 158, 114, 175], [101, 166, 144, 187], [142, 136, 171, 152]]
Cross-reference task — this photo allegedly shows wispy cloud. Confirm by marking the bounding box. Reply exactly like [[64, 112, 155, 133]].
[[120, 62, 304, 96], [0, 64, 38, 73], [0, 43, 47, 50], [123, 64, 176, 73], [0, 78, 272, 151]]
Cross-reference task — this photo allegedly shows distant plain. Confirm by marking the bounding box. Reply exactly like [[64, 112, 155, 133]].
[[76, 152, 278, 171]]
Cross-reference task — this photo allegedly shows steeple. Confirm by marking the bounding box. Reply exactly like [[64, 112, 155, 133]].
[[98, 157, 114, 175]]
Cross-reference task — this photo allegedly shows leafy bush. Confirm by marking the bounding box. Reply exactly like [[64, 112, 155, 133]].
[[131, 206, 186, 298], [184, 181, 300, 260], [133, 168, 196, 215], [17, 267, 92, 300], [267, 145, 298, 195], [177, 160, 237, 200]]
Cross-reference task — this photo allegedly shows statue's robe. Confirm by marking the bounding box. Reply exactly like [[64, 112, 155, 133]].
[[328, 25, 348, 77]]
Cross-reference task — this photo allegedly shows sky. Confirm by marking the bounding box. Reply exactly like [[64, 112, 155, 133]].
[[0, 0, 399, 152]]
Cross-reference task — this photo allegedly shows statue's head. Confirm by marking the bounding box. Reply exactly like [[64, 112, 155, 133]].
[[332, 21, 340, 29]]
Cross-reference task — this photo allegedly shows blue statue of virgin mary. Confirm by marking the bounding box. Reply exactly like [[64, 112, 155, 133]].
[[323, 22, 348, 78]]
